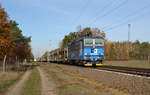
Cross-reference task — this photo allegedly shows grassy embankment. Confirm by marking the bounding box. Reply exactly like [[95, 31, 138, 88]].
[[42, 64, 103, 95], [104, 60, 150, 68], [0, 72, 24, 95], [22, 67, 41, 95], [41, 64, 131, 95]]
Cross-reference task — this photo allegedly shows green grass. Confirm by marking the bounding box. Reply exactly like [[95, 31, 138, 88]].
[[104, 60, 150, 68], [0, 72, 24, 95], [22, 68, 41, 95]]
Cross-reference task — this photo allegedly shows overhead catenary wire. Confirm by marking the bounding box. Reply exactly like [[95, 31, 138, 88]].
[[103, 10, 150, 32], [69, 0, 127, 34], [102, 3, 150, 29], [65, 0, 91, 35], [72, 0, 91, 29], [88, 0, 129, 26], [86, 0, 117, 26]]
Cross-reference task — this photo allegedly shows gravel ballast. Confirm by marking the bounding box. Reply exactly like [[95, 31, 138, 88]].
[[53, 64, 150, 95]]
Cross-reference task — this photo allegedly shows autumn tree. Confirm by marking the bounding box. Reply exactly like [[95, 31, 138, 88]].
[[0, 4, 34, 63], [0, 4, 12, 61]]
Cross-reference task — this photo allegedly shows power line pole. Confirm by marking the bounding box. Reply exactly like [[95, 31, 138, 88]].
[[128, 24, 131, 42], [77, 25, 82, 32], [127, 24, 131, 60], [47, 51, 49, 62]]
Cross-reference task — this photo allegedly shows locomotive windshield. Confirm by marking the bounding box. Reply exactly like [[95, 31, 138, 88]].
[[84, 38, 104, 46], [95, 39, 104, 46], [84, 39, 93, 46]]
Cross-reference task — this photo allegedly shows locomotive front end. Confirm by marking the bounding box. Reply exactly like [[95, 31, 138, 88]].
[[83, 38, 104, 66]]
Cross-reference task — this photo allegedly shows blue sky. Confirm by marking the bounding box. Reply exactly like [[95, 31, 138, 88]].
[[1, 0, 150, 58]]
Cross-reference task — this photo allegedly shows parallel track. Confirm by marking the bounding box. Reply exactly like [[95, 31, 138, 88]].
[[45, 62, 150, 77], [98, 66, 150, 77]]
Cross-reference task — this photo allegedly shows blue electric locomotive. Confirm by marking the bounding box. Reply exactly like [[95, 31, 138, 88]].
[[67, 37, 104, 66]]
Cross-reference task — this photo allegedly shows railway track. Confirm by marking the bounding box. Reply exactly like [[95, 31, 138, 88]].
[[98, 65, 150, 77], [45, 62, 150, 77]]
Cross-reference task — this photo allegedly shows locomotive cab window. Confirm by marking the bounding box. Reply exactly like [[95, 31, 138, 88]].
[[95, 39, 104, 46], [84, 39, 93, 46]]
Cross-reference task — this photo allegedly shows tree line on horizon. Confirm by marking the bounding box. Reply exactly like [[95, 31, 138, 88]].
[[105, 40, 150, 60], [0, 4, 34, 63]]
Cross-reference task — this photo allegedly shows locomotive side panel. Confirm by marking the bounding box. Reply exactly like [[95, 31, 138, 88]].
[[68, 40, 82, 61]]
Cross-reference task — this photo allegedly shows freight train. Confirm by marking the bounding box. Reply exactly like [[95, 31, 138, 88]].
[[41, 36, 104, 66]]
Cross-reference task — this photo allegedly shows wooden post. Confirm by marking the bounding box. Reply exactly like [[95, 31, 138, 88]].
[[16, 56, 19, 72], [3, 55, 7, 72], [148, 56, 149, 64]]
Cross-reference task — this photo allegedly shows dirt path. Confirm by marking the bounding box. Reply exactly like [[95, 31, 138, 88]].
[[37, 67, 55, 95], [5, 70, 32, 95]]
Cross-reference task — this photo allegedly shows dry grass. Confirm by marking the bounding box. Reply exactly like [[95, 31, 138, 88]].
[[0, 72, 24, 95], [22, 67, 41, 95], [42, 64, 104, 95], [0, 64, 30, 72], [58, 64, 150, 95], [41, 64, 131, 95], [104, 60, 150, 68]]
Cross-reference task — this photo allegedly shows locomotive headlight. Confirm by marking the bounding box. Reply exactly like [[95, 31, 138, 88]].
[[85, 53, 87, 55], [100, 53, 104, 55]]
